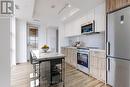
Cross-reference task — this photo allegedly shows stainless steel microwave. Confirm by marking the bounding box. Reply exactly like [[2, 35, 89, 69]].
[[81, 21, 95, 34]]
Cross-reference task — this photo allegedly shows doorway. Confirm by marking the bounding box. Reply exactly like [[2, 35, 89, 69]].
[[27, 25, 38, 60], [46, 27, 59, 52]]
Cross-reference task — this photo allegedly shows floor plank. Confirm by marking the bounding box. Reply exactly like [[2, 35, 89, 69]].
[[11, 63, 111, 87]]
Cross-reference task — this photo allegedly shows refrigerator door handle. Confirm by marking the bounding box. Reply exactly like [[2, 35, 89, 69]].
[[107, 42, 110, 55], [107, 58, 110, 71]]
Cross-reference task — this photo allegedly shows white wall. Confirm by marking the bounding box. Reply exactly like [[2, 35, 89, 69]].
[[36, 22, 69, 53], [10, 17, 16, 65], [58, 23, 69, 52], [0, 17, 11, 87], [29, 21, 69, 53], [38, 23, 47, 49], [0, 0, 15, 86], [47, 27, 57, 52], [16, 19, 27, 63]]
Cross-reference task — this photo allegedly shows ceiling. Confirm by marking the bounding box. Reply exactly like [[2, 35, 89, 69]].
[[33, 0, 67, 26], [14, 0, 35, 20], [15, 0, 105, 26], [33, 0, 105, 25]]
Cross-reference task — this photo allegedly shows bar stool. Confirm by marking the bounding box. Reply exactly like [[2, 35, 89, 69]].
[[30, 51, 40, 86]]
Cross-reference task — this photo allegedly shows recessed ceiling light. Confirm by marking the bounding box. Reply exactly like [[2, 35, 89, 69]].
[[51, 5, 56, 8], [15, 5, 20, 9], [61, 8, 80, 21], [68, 4, 71, 8], [62, 17, 67, 21], [69, 8, 80, 16], [33, 19, 41, 22]]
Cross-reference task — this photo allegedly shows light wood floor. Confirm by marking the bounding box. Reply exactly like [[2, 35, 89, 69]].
[[11, 63, 111, 87]]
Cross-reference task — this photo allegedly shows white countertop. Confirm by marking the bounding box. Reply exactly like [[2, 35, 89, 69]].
[[61, 46, 77, 49], [61, 46, 105, 50], [32, 50, 65, 61]]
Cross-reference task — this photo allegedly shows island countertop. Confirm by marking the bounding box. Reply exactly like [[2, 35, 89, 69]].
[[32, 50, 65, 62]]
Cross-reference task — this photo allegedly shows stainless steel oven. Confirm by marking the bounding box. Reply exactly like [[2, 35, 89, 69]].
[[77, 48, 89, 74]]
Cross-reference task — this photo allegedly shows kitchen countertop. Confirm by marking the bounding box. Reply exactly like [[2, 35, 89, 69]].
[[61, 46, 104, 50], [61, 46, 77, 49], [32, 50, 65, 62], [89, 49, 105, 52]]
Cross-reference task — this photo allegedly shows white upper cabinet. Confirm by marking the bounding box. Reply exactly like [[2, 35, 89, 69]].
[[65, 22, 73, 37], [65, 19, 81, 37], [73, 19, 81, 36], [95, 3, 106, 32], [65, 10, 94, 37], [64, 3, 106, 37], [80, 9, 95, 25]]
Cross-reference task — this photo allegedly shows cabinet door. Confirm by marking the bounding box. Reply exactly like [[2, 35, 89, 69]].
[[128, 0, 130, 4], [98, 51, 106, 82], [80, 9, 94, 25], [64, 48, 69, 63], [90, 53, 94, 76], [118, 0, 129, 8], [106, 0, 122, 13], [73, 19, 81, 36], [115, 0, 130, 10], [67, 48, 77, 67], [65, 20, 81, 37], [98, 58, 106, 82], [61, 47, 65, 54], [95, 3, 106, 32], [116, 0, 123, 9], [67, 48, 72, 64], [90, 51, 98, 78], [71, 49, 77, 67], [90, 50, 106, 82], [106, 0, 110, 13], [65, 23, 73, 37], [107, 0, 130, 13], [106, 0, 116, 12]]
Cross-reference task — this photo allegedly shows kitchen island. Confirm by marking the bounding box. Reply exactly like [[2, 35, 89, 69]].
[[32, 50, 65, 87]]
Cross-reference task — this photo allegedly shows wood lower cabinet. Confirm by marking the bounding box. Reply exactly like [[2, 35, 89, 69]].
[[90, 49, 106, 82], [70, 48, 77, 67], [61, 47, 77, 67], [106, 0, 130, 13], [62, 48, 106, 82]]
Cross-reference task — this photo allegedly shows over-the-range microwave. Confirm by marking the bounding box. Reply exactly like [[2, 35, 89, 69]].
[[81, 21, 95, 34]]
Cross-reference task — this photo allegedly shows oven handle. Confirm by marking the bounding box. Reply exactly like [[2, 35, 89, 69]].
[[77, 52, 89, 54]]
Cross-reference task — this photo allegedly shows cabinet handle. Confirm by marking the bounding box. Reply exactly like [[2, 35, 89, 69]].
[[107, 42, 110, 55], [107, 58, 110, 71]]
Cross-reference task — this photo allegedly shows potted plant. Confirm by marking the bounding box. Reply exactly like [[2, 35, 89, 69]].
[[41, 44, 49, 53]]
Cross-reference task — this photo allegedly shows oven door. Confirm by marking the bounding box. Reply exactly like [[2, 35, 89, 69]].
[[77, 52, 89, 68]]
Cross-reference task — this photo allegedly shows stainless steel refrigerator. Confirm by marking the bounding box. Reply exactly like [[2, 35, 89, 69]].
[[107, 7, 130, 87]]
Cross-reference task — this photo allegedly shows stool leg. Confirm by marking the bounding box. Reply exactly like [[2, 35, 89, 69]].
[[62, 58, 65, 87], [33, 64, 36, 87], [39, 63, 40, 87]]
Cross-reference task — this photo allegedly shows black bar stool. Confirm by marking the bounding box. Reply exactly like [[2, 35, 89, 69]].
[[30, 51, 40, 87]]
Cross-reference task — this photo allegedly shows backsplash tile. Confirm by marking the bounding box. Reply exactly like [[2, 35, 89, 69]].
[[68, 33, 105, 49]]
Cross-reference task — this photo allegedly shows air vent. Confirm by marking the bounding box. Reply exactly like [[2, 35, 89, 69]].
[[15, 5, 19, 9]]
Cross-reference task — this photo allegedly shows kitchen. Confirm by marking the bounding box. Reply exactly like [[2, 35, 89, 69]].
[[61, 0, 130, 86], [61, 1, 107, 84], [1, 0, 130, 87]]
